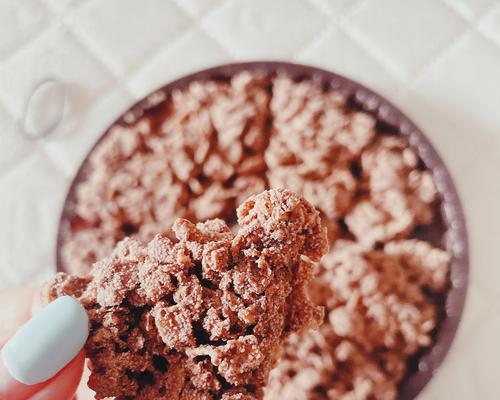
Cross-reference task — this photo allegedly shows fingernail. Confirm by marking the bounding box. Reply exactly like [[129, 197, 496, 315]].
[[1, 296, 89, 385]]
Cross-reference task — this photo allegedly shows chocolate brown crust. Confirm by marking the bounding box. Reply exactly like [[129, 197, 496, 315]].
[[44, 189, 327, 400]]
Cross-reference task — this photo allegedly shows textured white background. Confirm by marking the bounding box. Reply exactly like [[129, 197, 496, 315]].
[[1, 0, 500, 398]]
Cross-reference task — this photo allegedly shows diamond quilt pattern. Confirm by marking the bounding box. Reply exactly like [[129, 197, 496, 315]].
[[0, 0, 52, 60], [346, 0, 465, 78], [1, 0, 500, 398], [67, 0, 189, 76], [203, 0, 329, 59]]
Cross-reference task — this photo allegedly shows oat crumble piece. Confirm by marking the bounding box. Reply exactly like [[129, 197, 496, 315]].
[[345, 136, 438, 246], [45, 189, 327, 400]]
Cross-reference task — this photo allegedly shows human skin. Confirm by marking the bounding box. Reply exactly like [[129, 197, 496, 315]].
[[0, 288, 85, 400]]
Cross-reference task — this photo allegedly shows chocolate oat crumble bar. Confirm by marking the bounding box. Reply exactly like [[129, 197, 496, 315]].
[[44, 189, 327, 400]]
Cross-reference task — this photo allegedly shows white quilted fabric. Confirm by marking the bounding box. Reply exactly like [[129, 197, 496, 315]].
[[1, 0, 500, 397]]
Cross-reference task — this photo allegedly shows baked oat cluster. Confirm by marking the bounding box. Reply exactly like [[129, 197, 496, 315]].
[[345, 136, 437, 246], [65, 72, 270, 274], [265, 239, 450, 399], [60, 72, 451, 399], [45, 189, 327, 400]]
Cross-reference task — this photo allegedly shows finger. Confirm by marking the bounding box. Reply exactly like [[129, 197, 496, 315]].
[[0, 296, 89, 398], [31, 288, 44, 317], [75, 361, 97, 400], [27, 350, 85, 400], [0, 288, 37, 345], [0, 350, 84, 400]]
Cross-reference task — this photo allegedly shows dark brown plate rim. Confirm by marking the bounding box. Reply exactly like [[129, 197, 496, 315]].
[[56, 61, 469, 400]]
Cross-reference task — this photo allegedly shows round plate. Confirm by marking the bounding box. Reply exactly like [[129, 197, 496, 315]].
[[56, 62, 469, 400]]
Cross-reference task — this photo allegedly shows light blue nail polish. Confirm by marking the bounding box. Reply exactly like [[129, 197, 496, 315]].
[[1, 296, 89, 385]]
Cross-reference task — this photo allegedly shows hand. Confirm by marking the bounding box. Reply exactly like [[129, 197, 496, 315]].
[[0, 288, 87, 400]]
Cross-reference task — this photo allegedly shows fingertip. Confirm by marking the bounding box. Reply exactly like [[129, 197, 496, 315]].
[[75, 360, 96, 400], [0, 350, 85, 400], [0, 289, 87, 400], [2, 296, 88, 385], [29, 350, 85, 400]]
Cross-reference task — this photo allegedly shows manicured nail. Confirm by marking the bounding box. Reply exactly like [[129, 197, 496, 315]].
[[1, 296, 89, 385]]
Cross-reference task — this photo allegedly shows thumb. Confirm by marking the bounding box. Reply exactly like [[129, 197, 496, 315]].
[[0, 296, 89, 400]]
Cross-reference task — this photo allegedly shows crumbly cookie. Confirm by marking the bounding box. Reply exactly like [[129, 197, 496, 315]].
[[44, 189, 327, 400]]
